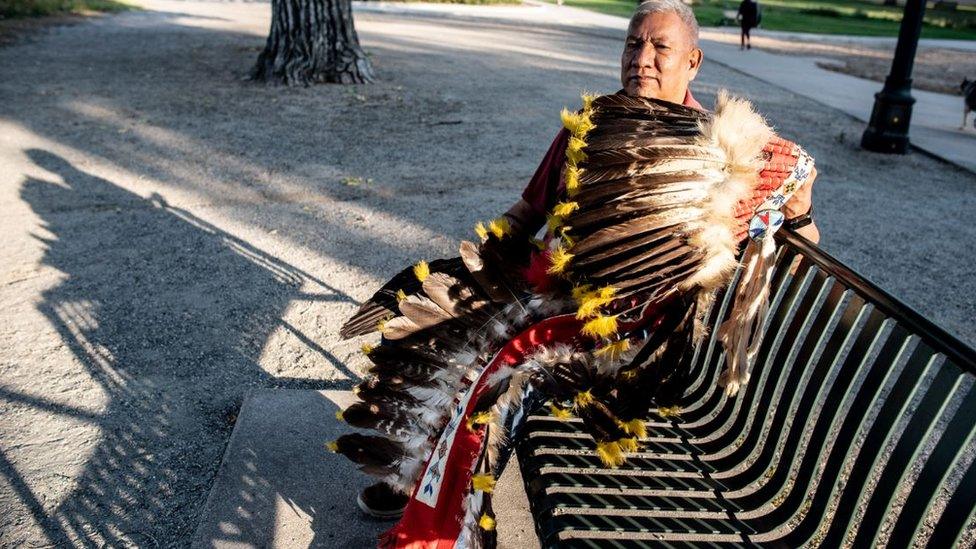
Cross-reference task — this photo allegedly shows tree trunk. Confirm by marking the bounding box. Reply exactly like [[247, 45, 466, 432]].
[[252, 0, 375, 85]]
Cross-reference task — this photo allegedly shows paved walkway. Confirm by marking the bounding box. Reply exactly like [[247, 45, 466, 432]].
[[2, 1, 975, 547], [387, 0, 976, 173], [699, 25, 976, 52], [701, 34, 976, 173]]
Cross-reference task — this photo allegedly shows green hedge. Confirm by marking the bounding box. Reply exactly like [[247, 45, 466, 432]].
[[0, 0, 133, 19]]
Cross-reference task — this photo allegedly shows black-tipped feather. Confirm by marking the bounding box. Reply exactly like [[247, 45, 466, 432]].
[[340, 257, 466, 338], [569, 214, 691, 256], [460, 241, 511, 303], [334, 433, 404, 468]]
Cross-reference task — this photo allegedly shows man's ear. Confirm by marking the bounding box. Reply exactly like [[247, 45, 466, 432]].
[[688, 48, 703, 80]]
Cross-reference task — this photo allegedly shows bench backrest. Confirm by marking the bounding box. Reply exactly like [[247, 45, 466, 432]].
[[518, 230, 976, 547]]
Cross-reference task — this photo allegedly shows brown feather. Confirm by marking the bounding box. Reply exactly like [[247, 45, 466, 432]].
[[571, 227, 674, 267], [460, 240, 511, 303], [585, 145, 717, 168], [380, 315, 422, 340], [422, 272, 486, 317], [398, 295, 453, 330], [572, 174, 712, 209], [569, 212, 697, 257], [334, 433, 404, 468], [580, 159, 721, 187], [567, 196, 704, 233], [594, 252, 704, 293], [589, 242, 694, 280], [340, 257, 465, 338], [583, 134, 699, 153], [366, 343, 450, 370]]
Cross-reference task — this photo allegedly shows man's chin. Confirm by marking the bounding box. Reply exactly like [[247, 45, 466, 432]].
[[624, 84, 661, 99]]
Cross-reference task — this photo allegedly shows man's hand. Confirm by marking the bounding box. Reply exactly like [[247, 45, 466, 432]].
[[781, 166, 819, 275], [782, 166, 814, 219], [783, 166, 819, 245]]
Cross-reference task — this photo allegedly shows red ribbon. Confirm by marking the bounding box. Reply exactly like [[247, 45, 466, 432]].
[[381, 314, 584, 549]]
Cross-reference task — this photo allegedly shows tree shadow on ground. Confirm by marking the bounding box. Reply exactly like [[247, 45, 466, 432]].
[[0, 11, 626, 546], [6, 148, 359, 546]]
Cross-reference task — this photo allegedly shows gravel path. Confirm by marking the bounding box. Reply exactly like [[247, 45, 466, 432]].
[[1, 1, 974, 546]]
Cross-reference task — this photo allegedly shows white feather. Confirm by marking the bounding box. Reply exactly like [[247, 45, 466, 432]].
[[684, 90, 773, 291]]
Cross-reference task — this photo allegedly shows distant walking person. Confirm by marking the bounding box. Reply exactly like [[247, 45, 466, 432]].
[[738, 0, 760, 50]]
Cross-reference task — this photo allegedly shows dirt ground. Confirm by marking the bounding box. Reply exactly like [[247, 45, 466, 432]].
[[1, 1, 975, 547]]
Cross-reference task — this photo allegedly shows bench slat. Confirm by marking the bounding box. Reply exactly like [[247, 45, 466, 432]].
[[517, 232, 976, 547]]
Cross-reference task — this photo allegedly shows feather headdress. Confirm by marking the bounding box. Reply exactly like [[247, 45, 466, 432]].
[[335, 92, 814, 548]]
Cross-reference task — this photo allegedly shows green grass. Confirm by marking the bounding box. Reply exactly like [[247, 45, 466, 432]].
[[547, 0, 976, 40], [0, 0, 135, 19]]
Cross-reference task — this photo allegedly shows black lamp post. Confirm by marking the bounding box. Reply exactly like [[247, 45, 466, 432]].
[[861, 0, 928, 154]]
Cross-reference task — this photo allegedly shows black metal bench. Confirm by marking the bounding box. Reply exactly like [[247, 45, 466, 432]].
[[516, 230, 976, 548]]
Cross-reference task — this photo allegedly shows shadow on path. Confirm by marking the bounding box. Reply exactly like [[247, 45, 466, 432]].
[[3, 149, 358, 547]]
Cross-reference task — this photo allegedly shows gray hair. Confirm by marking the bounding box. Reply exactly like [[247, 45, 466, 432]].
[[631, 0, 700, 48]]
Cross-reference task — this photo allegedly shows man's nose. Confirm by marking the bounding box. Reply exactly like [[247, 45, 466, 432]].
[[631, 43, 655, 69]]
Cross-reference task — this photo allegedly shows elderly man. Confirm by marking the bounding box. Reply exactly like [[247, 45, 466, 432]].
[[355, 0, 817, 522], [506, 0, 818, 244]]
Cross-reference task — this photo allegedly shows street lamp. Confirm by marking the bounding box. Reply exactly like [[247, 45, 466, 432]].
[[861, 0, 928, 154]]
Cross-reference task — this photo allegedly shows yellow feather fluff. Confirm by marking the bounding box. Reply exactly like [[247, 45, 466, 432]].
[[576, 286, 617, 319], [619, 418, 646, 439], [566, 146, 588, 166], [558, 228, 576, 249], [335, 410, 345, 421], [376, 318, 389, 334], [325, 441, 338, 453], [471, 473, 497, 493], [596, 441, 625, 468], [620, 369, 638, 380], [552, 201, 579, 218], [574, 390, 594, 408], [549, 403, 573, 420], [361, 343, 375, 356], [488, 217, 511, 238], [571, 284, 594, 302], [560, 108, 579, 134], [581, 93, 596, 111], [657, 405, 682, 418], [474, 222, 488, 241], [479, 514, 496, 531], [595, 339, 631, 361], [581, 314, 619, 338], [546, 214, 564, 232], [395, 289, 407, 302], [567, 136, 587, 155], [413, 260, 430, 282], [618, 437, 639, 453], [466, 410, 493, 431], [560, 108, 595, 138], [564, 165, 581, 196], [547, 246, 574, 275]]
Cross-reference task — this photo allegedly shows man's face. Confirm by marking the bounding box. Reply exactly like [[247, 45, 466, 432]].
[[620, 12, 703, 104]]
